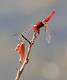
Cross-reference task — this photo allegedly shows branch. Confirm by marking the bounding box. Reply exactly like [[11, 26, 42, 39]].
[[21, 34, 31, 44], [15, 33, 38, 80]]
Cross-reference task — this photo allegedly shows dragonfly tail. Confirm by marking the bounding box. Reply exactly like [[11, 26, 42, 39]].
[[43, 10, 56, 23]]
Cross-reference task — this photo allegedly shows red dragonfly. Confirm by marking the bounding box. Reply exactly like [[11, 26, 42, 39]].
[[15, 10, 56, 44]]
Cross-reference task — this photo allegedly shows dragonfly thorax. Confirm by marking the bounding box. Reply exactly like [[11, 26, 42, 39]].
[[33, 21, 44, 31]]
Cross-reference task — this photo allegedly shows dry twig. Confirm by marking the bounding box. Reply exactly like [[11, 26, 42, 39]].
[[15, 33, 38, 80]]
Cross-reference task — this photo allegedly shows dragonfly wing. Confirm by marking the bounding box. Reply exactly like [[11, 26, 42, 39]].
[[14, 33, 25, 41], [21, 24, 33, 34], [14, 24, 34, 40], [45, 27, 51, 44]]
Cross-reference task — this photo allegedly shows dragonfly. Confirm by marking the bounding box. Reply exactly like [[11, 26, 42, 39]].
[[15, 10, 56, 44]]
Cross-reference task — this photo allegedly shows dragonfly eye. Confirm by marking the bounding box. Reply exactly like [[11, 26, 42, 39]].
[[34, 25, 37, 27]]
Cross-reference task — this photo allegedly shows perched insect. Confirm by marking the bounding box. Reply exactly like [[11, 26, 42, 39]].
[[32, 11, 56, 43], [15, 10, 56, 43], [14, 42, 25, 63]]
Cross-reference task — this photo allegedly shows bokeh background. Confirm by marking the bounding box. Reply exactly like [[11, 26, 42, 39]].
[[0, 0, 67, 80]]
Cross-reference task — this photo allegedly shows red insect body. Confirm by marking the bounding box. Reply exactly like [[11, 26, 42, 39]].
[[33, 10, 56, 34], [33, 21, 40, 30], [43, 10, 56, 23], [14, 42, 25, 63], [33, 21, 44, 34]]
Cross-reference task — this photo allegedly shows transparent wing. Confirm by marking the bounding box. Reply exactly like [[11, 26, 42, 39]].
[[45, 27, 51, 44], [14, 24, 34, 41], [14, 33, 25, 41], [21, 24, 33, 34]]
